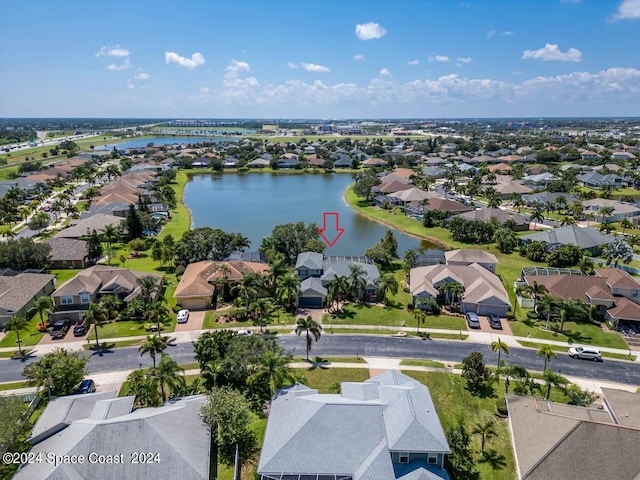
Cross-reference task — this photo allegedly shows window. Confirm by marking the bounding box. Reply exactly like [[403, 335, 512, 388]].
[[399, 452, 409, 464], [80, 294, 90, 304], [633, 291, 638, 298], [60, 295, 73, 305], [428, 453, 438, 464]]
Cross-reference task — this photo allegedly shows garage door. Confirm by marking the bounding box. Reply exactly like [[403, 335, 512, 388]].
[[298, 296, 323, 308]]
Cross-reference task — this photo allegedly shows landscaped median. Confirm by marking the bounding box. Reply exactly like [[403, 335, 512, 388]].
[[517, 340, 637, 362]]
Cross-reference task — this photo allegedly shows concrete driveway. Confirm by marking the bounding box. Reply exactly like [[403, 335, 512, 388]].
[[174, 310, 205, 332]]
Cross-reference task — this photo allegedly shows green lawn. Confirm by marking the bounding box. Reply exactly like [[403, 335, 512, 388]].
[[204, 307, 297, 330], [291, 367, 370, 393], [509, 319, 629, 349], [400, 359, 447, 368], [82, 338, 143, 350], [92, 319, 175, 340], [0, 380, 31, 391], [0, 310, 45, 348], [405, 371, 516, 480], [50, 268, 82, 285], [292, 355, 367, 364], [517, 340, 636, 361]]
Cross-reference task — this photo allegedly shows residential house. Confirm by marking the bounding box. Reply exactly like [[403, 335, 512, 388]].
[[406, 197, 471, 218], [581, 198, 640, 223], [174, 260, 269, 310], [445, 249, 498, 273], [51, 265, 162, 322], [520, 225, 616, 255], [488, 162, 512, 174], [576, 171, 624, 189], [448, 208, 530, 231], [492, 180, 533, 197], [422, 166, 446, 178], [521, 192, 578, 208], [222, 157, 239, 168], [295, 252, 380, 308], [333, 153, 353, 168], [612, 151, 636, 161], [44, 237, 92, 269], [53, 214, 124, 239], [277, 156, 300, 169], [257, 370, 451, 480], [506, 392, 640, 480], [86, 201, 130, 218], [410, 263, 510, 316], [15, 392, 210, 480], [362, 157, 388, 168], [413, 250, 446, 267], [521, 172, 560, 187], [0, 272, 56, 327], [580, 150, 602, 161], [247, 158, 270, 168]]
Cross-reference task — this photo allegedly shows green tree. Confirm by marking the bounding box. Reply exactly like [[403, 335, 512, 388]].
[[471, 418, 497, 455], [602, 238, 634, 268], [0, 238, 52, 270], [347, 264, 367, 301], [491, 338, 509, 378], [445, 422, 479, 480], [412, 307, 426, 333], [34, 296, 54, 331], [566, 384, 596, 407], [403, 249, 416, 277], [275, 271, 300, 313], [620, 217, 634, 234], [27, 211, 50, 233], [137, 275, 160, 306], [559, 298, 587, 332], [250, 297, 270, 333], [101, 224, 120, 265], [295, 316, 322, 361], [376, 272, 399, 306], [84, 302, 108, 349], [3, 317, 29, 356], [598, 205, 614, 224], [201, 387, 259, 479], [530, 208, 545, 230], [248, 350, 295, 396], [461, 352, 491, 395], [542, 368, 569, 400], [203, 359, 225, 389], [536, 344, 558, 372], [126, 369, 161, 408], [175, 227, 251, 264], [0, 395, 30, 458], [125, 204, 144, 239], [145, 301, 170, 333], [493, 227, 518, 254], [154, 353, 186, 403], [259, 222, 324, 265], [23, 348, 89, 397], [139, 334, 168, 369], [352, 170, 381, 202], [86, 229, 103, 263]]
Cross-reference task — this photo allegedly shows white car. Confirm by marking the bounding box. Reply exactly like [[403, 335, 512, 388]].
[[568, 346, 602, 362], [237, 329, 253, 336], [176, 309, 189, 324]]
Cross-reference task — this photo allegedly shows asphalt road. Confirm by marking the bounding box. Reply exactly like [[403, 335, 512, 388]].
[[2, 335, 640, 386]]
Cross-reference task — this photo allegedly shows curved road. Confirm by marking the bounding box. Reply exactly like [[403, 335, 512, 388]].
[[2, 335, 639, 386]]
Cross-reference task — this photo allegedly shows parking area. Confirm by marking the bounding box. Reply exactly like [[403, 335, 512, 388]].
[[466, 315, 514, 336], [173, 310, 205, 332]]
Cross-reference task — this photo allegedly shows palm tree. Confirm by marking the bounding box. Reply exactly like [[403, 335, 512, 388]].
[[250, 297, 271, 333], [145, 301, 170, 334], [620, 217, 634, 234], [213, 263, 232, 303], [375, 272, 399, 306], [602, 238, 634, 268], [542, 368, 569, 400], [598, 206, 614, 224], [536, 294, 557, 330], [560, 216, 576, 226], [536, 344, 558, 372], [295, 316, 322, 361], [155, 354, 186, 403], [584, 212, 596, 226], [530, 209, 545, 230], [248, 350, 296, 397], [203, 359, 225, 389], [326, 275, 349, 313], [126, 369, 161, 408], [137, 276, 160, 306], [101, 224, 119, 265], [412, 307, 426, 334], [491, 339, 509, 378], [275, 272, 300, 313], [84, 302, 108, 349], [530, 281, 548, 304], [139, 334, 168, 369], [0, 226, 16, 239], [439, 282, 464, 306], [347, 264, 367, 302], [471, 418, 497, 455], [559, 299, 587, 332], [34, 296, 54, 331], [3, 316, 29, 356]]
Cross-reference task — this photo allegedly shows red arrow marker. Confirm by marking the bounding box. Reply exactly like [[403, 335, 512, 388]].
[[318, 212, 345, 247]]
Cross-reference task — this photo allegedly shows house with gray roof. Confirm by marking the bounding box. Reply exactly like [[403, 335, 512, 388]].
[[576, 171, 625, 189], [258, 370, 450, 480], [53, 214, 124, 239], [447, 208, 530, 231], [15, 393, 210, 480], [581, 198, 640, 223], [44, 237, 92, 269], [0, 272, 56, 327], [295, 252, 380, 308], [521, 192, 578, 208], [520, 225, 616, 255]]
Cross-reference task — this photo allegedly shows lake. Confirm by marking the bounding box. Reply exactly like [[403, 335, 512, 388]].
[[96, 136, 239, 149], [183, 172, 438, 256]]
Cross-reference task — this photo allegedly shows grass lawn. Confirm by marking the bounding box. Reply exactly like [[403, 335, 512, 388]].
[[0, 380, 31, 391], [405, 371, 516, 480], [291, 367, 370, 393], [517, 340, 637, 362], [323, 302, 466, 330], [93, 319, 175, 339], [0, 310, 45, 348], [82, 338, 143, 350], [326, 328, 404, 335], [427, 332, 469, 341], [292, 355, 367, 364], [509, 318, 629, 349], [203, 308, 297, 330], [400, 359, 447, 368], [49, 268, 82, 285]]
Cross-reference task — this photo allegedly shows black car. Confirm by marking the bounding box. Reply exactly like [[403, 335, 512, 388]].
[[50, 318, 71, 339], [488, 314, 502, 329], [78, 379, 96, 394], [73, 320, 86, 336]]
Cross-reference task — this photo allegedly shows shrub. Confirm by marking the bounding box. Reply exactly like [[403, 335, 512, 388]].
[[496, 398, 508, 416], [175, 264, 186, 276]]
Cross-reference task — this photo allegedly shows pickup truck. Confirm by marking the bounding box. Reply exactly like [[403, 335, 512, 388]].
[[50, 319, 71, 339]]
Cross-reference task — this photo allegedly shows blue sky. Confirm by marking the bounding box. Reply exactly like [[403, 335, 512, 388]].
[[1, 0, 639, 118]]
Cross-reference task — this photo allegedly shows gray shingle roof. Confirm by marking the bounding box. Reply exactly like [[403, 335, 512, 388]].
[[295, 252, 324, 270], [321, 260, 380, 288], [0, 273, 54, 314], [54, 214, 124, 239], [299, 276, 327, 296], [521, 225, 616, 249], [45, 238, 88, 262]]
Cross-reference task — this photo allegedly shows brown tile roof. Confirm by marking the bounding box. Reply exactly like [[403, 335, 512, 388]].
[[175, 261, 269, 298], [0, 273, 54, 313], [362, 157, 387, 166], [525, 275, 613, 303], [445, 249, 498, 265], [391, 168, 415, 179], [422, 197, 471, 212], [454, 208, 529, 225], [596, 268, 640, 290], [488, 162, 512, 172], [606, 296, 640, 321], [377, 180, 414, 194]]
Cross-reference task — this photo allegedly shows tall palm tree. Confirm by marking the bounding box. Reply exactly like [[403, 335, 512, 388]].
[[126, 369, 161, 408], [34, 296, 54, 330], [620, 217, 634, 234], [248, 350, 296, 397], [598, 206, 614, 224], [3, 316, 29, 356], [155, 354, 185, 403], [250, 297, 271, 333], [375, 272, 399, 306], [530, 281, 548, 304], [530, 209, 545, 230], [0, 226, 16, 239], [491, 339, 509, 378], [145, 301, 170, 334], [295, 316, 322, 361], [137, 276, 160, 306], [139, 334, 168, 369], [214, 263, 232, 303], [101, 224, 119, 265], [439, 282, 464, 306], [471, 418, 497, 455], [275, 271, 300, 313], [559, 299, 587, 332], [84, 302, 108, 349], [536, 344, 558, 372], [412, 308, 426, 334], [326, 275, 349, 313], [542, 368, 569, 400], [347, 264, 367, 302], [203, 359, 225, 389], [536, 294, 558, 330]]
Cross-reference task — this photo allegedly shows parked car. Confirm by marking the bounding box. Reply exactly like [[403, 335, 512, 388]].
[[78, 379, 96, 394], [50, 318, 71, 339], [465, 312, 481, 329], [488, 314, 502, 329], [568, 346, 603, 362], [73, 320, 86, 336], [237, 329, 253, 336], [176, 309, 190, 324]]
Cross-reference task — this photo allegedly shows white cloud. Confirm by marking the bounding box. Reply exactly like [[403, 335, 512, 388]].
[[429, 55, 450, 62], [408, 60, 419, 66], [96, 45, 130, 57], [379, 68, 392, 77], [611, 0, 640, 20], [301, 63, 331, 73], [287, 62, 299, 69], [226, 59, 250, 74], [199, 86, 210, 94], [457, 57, 473, 64], [353, 54, 366, 62], [487, 30, 497, 38], [502, 31, 513, 36], [165, 51, 205, 69], [127, 81, 135, 89], [107, 59, 131, 71], [134, 72, 150, 80], [355, 22, 387, 40], [522, 43, 582, 62]]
